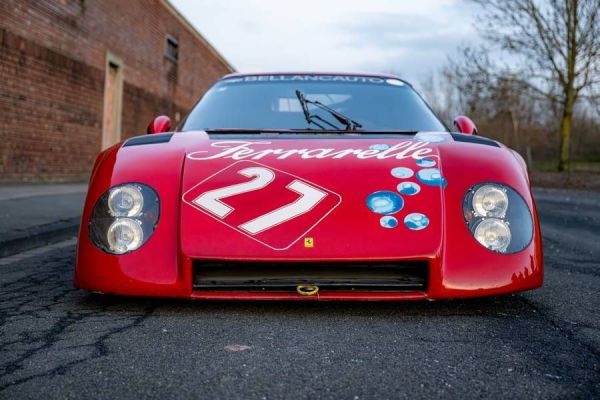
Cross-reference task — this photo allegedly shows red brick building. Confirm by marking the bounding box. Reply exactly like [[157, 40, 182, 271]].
[[0, 0, 233, 183]]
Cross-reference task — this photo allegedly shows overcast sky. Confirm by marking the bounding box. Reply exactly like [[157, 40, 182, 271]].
[[170, 0, 479, 85]]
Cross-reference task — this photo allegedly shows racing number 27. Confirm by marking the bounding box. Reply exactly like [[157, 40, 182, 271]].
[[193, 167, 327, 234]]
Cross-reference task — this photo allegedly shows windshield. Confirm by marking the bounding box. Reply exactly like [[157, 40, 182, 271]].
[[181, 75, 447, 132]]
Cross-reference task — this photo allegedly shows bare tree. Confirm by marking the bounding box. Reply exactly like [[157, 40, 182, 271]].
[[419, 71, 461, 125], [471, 0, 600, 171], [444, 47, 546, 159]]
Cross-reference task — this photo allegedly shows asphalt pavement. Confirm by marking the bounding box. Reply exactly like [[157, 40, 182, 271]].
[[0, 187, 598, 399], [0, 184, 87, 257]]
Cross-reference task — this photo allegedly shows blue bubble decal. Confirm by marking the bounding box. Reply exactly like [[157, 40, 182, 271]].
[[366, 191, 404, 215], [391, 167, 414, 179], [369, 144, 390, 151], [415, 133, 447, 143], [416, 158, 436, 167], [417, 168, 447, 187], [397, 181, 421, 196], [380, 216, 398, 229], [404, 213, 430, 230]]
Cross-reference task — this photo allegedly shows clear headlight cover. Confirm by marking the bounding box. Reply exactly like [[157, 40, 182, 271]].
[[472, 184, 508, 218], [108, 185, 144, 217], [473, 218, 511, 253], [106, 218, 144, 254], [89, 183, 159, 254], [463, 183, 533, 254]]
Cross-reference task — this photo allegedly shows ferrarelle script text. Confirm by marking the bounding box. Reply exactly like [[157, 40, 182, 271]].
[[186, 141, 434, 161]]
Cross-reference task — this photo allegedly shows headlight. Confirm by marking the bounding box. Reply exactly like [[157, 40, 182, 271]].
[[89, 183, 159, 254], [463, 183, 533, 254], [108, 186, 144, 217], [473, 218, 511, 253], [107, 218, 144, 254], [472, 184, 508, 218]]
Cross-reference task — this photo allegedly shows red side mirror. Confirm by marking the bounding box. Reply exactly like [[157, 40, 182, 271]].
[[453, 116, 478, 135], [146, 115, 172, 134]]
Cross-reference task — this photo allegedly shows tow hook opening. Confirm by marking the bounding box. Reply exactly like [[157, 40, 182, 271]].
[[296, 285, 319, 296]]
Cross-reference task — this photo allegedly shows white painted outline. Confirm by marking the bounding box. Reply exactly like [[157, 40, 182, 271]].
[[182, 160, 342, 251], [192, 167, 275, 218], [239, 179, 328, 235]]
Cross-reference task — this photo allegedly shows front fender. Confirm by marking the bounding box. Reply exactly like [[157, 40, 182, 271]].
[[431, 139, 543, 298], [74, 137, 189, 296]]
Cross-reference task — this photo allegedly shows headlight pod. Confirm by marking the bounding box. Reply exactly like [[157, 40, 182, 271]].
[[106, 218, 144, 254], [108, 185, 144, 217], [89, 183, 159, 254], [463, 183, 533, 254], [473, 218, 511, 253], [472, 184, 508, 218]]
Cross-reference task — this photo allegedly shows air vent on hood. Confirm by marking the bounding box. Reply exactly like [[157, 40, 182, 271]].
[[123, 133, 173, 147], [450, 133, 500, 147]]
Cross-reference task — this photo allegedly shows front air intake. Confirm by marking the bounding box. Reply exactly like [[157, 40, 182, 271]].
[[192, 261, 428, 292]]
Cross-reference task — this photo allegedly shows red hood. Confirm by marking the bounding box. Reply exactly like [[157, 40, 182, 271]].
[[179, 133, 448, 260]]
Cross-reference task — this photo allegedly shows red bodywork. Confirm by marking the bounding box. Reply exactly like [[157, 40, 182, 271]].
[[75, 75, 543, 301]]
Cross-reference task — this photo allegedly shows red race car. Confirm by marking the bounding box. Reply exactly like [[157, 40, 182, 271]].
[[75, 72, 543, 300]]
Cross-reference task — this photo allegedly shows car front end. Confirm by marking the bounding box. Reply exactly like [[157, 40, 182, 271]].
[[75, 73, 542, 300]]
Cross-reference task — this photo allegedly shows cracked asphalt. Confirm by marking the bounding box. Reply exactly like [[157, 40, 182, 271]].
[[1, 188, 599, 399]]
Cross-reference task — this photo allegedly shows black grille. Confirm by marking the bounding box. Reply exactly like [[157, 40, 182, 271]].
[[192, 261, 428, 292]]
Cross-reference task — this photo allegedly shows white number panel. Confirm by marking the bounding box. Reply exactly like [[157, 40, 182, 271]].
[[193, 167, 275, 218], [182, 161, 342, 250]]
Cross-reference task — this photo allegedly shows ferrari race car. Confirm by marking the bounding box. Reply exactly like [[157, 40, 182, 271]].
[[75, 72, 543, 300]]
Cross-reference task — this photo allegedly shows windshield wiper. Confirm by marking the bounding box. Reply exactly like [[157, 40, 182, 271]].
[[295, 90, 338, 130], [295, 90, 363, 131]]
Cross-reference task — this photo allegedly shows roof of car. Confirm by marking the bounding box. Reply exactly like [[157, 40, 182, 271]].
[[220, 71, 411, 85]]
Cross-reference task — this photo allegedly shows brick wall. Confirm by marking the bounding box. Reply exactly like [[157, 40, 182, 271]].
[[0, 0, 233, 182]]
